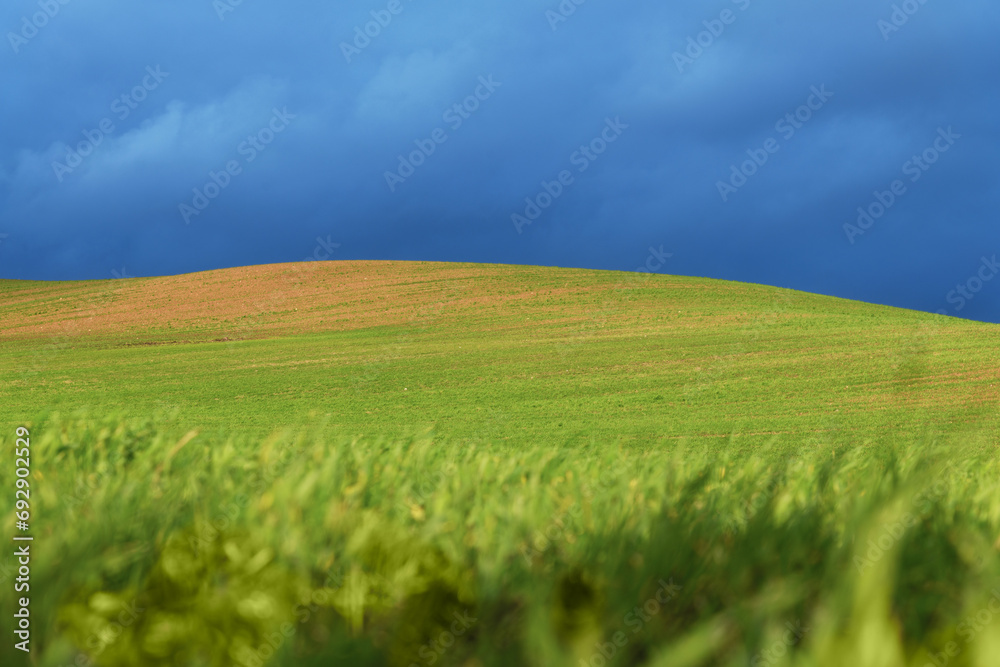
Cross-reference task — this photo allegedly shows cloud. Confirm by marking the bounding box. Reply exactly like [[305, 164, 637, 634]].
[[0, 0, 997, 322], [354, 47, 475, 123]]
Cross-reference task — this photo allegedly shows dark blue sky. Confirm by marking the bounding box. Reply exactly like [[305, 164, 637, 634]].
[[1, 0, 998, 321]]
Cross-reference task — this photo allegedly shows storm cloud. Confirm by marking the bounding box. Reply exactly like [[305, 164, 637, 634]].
[[1, 0, 998, 321]]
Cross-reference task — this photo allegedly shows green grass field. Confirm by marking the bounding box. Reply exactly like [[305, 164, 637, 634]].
[[1, 261, 999, 666]]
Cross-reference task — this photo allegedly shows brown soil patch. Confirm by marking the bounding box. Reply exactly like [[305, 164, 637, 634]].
[[0, 261, 694, 344]]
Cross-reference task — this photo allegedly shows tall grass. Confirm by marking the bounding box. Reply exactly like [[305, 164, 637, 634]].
[[2, 413, 999, 666]]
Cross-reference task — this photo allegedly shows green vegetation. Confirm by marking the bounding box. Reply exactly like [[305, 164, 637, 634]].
[[1, 262, 998, 665], [2, 263, 998, 449], [2, 415, 999, 666]]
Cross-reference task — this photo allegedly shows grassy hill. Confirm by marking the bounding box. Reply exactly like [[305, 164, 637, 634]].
[[2, 260, 998, 448], [1, 261, 999, 667]]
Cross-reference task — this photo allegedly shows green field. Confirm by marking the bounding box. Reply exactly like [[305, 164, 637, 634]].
[[1, 261, 999, 666]]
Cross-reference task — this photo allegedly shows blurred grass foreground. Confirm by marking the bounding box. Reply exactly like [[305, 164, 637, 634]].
[[2, 413, 1000, 667]]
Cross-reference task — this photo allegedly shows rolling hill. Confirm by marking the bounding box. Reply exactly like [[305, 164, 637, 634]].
[[1, 260, 997, 448]]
